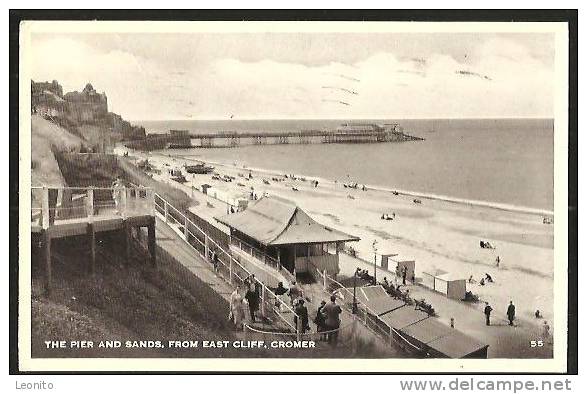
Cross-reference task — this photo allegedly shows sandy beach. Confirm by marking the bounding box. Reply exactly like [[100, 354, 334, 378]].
[[119, 147, 555, 357]]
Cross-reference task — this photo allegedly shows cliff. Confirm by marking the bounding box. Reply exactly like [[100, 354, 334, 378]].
[[31, 80, 146, 151]]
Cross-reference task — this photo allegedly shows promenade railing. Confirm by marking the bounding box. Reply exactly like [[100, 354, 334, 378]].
[[307, 260, 424, 355], [229, 237, 296, 283], [152, 192, 299, 332], [243, 319, 359, 348]]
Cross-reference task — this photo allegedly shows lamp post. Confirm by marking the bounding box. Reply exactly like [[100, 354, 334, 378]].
[[352, 267, 359, 314], [372, 239, 378, 285]]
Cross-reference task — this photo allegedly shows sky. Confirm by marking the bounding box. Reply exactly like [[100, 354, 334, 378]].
[[29, 31, 555, 121]]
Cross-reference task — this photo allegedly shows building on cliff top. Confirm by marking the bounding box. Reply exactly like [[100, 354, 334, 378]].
[[63, 83, 108, 123], [31, 80, 146, 149]]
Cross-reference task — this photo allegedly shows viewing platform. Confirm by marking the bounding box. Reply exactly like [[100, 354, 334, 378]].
[[31, 186, 157, 294]]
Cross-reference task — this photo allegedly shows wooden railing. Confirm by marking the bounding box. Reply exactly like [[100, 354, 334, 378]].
[[229, 237, 296, 284], [31, 186, 155, 229], [152, 193, 299, 333]]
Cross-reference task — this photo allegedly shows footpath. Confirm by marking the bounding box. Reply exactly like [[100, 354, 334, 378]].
[[155, 216, 234, 303]]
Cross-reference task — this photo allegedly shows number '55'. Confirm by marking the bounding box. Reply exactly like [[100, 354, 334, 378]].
[[530, 340, 544, 347]]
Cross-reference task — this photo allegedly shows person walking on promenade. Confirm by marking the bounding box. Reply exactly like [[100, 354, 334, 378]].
[[314, 300, 327, 340], [507, 301, 516, 326], [210, 250, 219, 272], [111, 178, 123, 215], [322, 295, 343, 346], [402, 266, 408, 285], [484, 302, 493, 326], [288, 281, 302, 306], [294, 299, 310, 334], [229, 285, 246, 330], [245, 282, 260, 323]]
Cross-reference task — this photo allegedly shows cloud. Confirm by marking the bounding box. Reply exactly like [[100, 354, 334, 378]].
[[29, 35, 554, 120]]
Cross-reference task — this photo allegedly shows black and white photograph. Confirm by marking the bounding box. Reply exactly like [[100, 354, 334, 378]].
[[12, 10, 576, 375]]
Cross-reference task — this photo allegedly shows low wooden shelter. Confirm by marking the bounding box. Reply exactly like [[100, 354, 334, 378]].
[[215, 196, 360, 276]]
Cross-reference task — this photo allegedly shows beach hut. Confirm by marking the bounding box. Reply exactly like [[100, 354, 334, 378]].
[[390, 256, 416, 282], [379, 252, 398, 270], [421, 269, 467, 300]]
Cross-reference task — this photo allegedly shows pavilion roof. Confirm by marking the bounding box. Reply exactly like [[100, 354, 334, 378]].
[[215, 196, 360, 246]]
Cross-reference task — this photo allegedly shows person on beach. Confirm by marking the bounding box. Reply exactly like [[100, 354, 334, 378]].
[[506, 301, 516, 326], [229, 285, 246, 330], [542, 321, 551, 341], [322, 295, 343, 345], [495, 255, 501, 268], [484, 273, 494, 283], [484, 302, 493, 326], [294, 299, 310, 334], [402, 266, 408, 285], [535, 310, 543, 319]]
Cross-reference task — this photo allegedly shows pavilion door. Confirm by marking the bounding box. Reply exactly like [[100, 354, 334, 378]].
[[279, 245, 295, 274]]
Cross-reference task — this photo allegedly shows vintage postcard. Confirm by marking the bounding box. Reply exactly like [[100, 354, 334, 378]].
[[15, 14, 574, 373]]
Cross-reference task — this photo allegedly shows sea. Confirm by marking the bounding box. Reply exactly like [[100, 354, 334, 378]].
[[136, 118, 554, 212]]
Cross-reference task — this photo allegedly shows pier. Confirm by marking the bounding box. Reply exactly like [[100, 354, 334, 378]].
[[188, 125, 423, 148], [124, 123, 424, 151]]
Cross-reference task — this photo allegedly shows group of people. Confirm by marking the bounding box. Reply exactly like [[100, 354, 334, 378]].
[[468, 272, 495, 286], [313, 296, 343, 345], [228, 274, 261, 329], [483, 300, 516, 326], [356, 268, 376, 285], [380, 212, 396, 221], [479, 240, 496, 249], [232, 278, 343, 345], [482, 301, 508, 326], [484, 301, 551, 339]]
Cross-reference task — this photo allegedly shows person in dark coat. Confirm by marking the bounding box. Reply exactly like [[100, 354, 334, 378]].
[[507, 301, 516, 326], [484, 302, 493, 326], [273, 281, 288, 296], [245, 281, 260, 323], [314, 300, 327, 340], [402, 266, 408, 285], [294, 299, 309, 334], [322, 295, 343, 345]]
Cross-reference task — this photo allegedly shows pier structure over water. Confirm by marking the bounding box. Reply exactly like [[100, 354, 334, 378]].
[[31, 186, 157, 294], [124, 123, 424, 151], [187, 123, 423, 148]]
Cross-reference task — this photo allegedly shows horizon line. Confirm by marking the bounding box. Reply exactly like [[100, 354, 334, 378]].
[[129, 116, 555, 123]]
